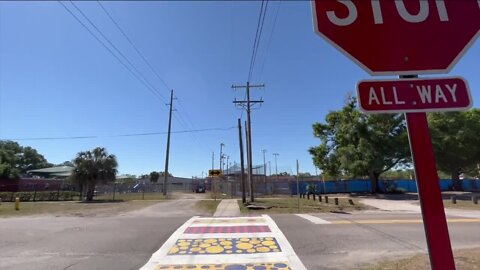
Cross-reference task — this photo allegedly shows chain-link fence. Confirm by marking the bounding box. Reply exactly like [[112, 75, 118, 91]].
[[93, 181, 194, 200], [0, 183, 78, 202]]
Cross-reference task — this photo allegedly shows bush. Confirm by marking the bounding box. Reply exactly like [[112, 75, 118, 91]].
[[16, 192, 33, 202], [0, 192, 14, 202], [0, 191, 80, 202]]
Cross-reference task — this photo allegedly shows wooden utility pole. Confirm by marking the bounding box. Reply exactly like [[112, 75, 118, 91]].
[[245, 120, 251, 200], [262, 149, 267, 194], [273, 153, 279, 195], [163, 90, 174, 196], [238, 119, 246, 204], [232, 82, 264, 202]]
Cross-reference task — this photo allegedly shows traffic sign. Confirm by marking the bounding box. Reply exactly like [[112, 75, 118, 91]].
[[208, 170, 222, 177], [357, 77, 472, 113], [312, 0, 480, 75]]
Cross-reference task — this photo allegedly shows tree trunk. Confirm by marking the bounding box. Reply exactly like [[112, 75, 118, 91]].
[[86, 184, 95, 201], [369, 171, 380, 194], [78, 184, 84, 201], [452, 168, 463, 191]]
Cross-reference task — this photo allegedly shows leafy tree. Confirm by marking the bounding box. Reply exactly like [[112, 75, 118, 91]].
[[298, 172, 312, 177], [139, 174, 149, 179], [429, 110, 480, 190], [57, 161, 74, 167], [150, 171, 160, 183], [382, 169, 414, 179], [0, 141, 51, 176], [309, 97, 410, 193], [70, 147, 118, 201], [17, 146, 51, 172], [271, 172, 290, 176]]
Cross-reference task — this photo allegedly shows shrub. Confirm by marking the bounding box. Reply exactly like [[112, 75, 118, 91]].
[[16, 192, 33, 202], [0, 191, 80, 202], [0, 192, 14, 202]]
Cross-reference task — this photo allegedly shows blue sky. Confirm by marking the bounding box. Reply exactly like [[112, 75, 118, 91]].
[[1, 1, 479, 178]]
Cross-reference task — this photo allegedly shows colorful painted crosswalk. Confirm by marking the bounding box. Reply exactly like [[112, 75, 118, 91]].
[[184, 225, 271, 234], [139, 215, 306, 270], [155, 262, 291, 270]]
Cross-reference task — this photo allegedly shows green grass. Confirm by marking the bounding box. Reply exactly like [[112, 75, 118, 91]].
[[238, 196, 370, 214], [364, 248, 480, 270], [195, 200, 221, 215], [95, 192, 166, 201], [443, 199, 480, 210], [0, 200, 159, 217]]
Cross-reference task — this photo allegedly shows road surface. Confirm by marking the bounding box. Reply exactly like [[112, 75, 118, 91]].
[[1, 196, 480, 270]]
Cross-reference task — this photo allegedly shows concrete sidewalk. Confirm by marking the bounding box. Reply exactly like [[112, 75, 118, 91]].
[[213, 199, 241, 217], [361, 198, 480, 218], [360, 199, 421, 213]]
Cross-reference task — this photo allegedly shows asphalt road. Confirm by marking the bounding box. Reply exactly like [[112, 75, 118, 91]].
[[2, 197, 480, 270], [273, 211, 480, 270], [0, 196, 210, 270]]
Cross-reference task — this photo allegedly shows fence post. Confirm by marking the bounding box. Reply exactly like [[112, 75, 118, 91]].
[[325, 196, 329, 204], [33, 184, 37, 202], [10, 192, 14, 202], [451, 196, 456, 204], [57, 184, 61, 201], [142, 184, 145, 200], [472, 195, 478, 205], [334, 198, 339, 205], [112, 183, 116, 201]]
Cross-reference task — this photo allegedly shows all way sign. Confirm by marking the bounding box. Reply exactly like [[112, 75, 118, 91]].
[[357, 77, 472, 114]]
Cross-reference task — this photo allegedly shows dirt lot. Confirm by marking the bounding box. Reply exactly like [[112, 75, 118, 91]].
[[365, 248, 480, 270], [238, 196, 371, 214]]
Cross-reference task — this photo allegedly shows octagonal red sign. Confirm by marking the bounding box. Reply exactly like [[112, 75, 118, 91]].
[[312, 0, 480, 75]]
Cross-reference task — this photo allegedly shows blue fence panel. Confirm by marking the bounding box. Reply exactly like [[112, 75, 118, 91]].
[[438, 179, 452, 191], [289, 178, 478, 195], [462, 179, 480, 191], [347, 180, 371, 193], [407, 180, 418, 192]]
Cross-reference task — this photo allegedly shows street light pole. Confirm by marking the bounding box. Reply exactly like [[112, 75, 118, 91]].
[[226, 155, 229, 175], [220, 143, 225, 172]]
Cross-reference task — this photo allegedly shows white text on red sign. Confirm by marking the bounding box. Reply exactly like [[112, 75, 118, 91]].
[[357, 77, 472, 113], [326, 0, 459, 26]]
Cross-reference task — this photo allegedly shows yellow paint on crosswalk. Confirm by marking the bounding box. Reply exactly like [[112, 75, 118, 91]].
[[329, 218, 480, 225], [154, 262, 291, 270]]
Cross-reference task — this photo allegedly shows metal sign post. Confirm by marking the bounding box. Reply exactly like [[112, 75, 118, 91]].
[[401, 75, 455, 269], [311, 2, 480, 268]]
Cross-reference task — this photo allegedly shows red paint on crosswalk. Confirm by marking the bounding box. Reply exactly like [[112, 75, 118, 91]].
[[184, 225, 271, 234]]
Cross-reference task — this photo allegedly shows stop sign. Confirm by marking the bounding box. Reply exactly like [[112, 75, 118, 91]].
[[312, 0, 480, 75]]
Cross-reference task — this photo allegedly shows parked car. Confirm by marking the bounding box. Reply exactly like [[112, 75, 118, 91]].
[[195, 186, 205, 193]]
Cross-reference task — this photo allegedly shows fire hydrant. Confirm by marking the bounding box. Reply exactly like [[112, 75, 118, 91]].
[[15, 197, 20, 211]]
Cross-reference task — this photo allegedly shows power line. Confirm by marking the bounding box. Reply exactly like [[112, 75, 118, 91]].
[[5, 127, 237, 141], [248, 0, 269, 82], [239, 0, 268, 120], [96, 1, 205, 152], [258, 0, 281, 81], [58, 1, 167, 103], [96, 1, 170, 90], [251, 1, 269, 80], [69, 1, 168, 102]]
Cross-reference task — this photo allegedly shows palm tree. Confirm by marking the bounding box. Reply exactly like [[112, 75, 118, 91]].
[[71, 147, 118, 201]]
